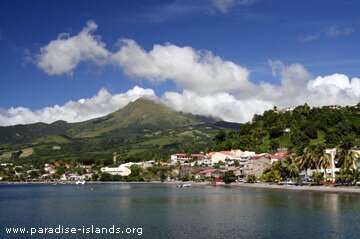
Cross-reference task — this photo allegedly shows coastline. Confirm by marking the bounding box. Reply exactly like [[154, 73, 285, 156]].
[[235, 182, 360, 194], [1, 181, 360, 194]]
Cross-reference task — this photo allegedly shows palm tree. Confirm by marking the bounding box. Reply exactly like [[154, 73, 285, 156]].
[[295, 152, 313, 179], [349, 169, 360, 185], [337, 149, 358, 170], [313, 147, 331, 180]]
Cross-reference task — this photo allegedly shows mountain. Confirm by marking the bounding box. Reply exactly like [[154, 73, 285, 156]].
[[67, 98, 211, 138], [0, 98, 231, 162]]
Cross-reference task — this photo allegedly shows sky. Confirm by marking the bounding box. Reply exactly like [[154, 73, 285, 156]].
[[0, 0, 359, 126]]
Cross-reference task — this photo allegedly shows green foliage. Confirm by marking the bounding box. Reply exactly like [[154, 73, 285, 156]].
[[181, 173, 191, 181], [245, 174, 257, 183], [311, 172, 324, 185], [211, 104, 360, 155], [100, 172, 112, 181], [221, 171, 237, 184], [261, 170, 282, 182], [127, 165, 143, 181]]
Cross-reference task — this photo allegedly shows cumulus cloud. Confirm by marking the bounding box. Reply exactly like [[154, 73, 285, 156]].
[[163, 90, 273, 123], [36, 21, 109, 75], [18, 21, 359, 126], [262, 61, 359, 107], [212, 0, 257, 13], [112, 39, 251, 93], [0, 86, 156, 126]]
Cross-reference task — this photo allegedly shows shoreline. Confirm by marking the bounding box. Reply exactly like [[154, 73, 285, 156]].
[[1, 181, 360, 194], [235, 182, 360, 194]]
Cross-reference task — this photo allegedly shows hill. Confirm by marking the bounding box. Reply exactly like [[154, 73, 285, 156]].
[[211, 104, 360, 155], [0, 98, 229, 164]]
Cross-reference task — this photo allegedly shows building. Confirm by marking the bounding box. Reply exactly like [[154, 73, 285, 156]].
[[243, 155, 272, 177], [100, 165, 131, 176], [270, 151, 288, 164], [170, 154, 205, 165], [211, 151, 235, 165]]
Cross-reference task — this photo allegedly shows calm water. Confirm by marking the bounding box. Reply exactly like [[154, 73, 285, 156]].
[[0, 183, 359, 239]]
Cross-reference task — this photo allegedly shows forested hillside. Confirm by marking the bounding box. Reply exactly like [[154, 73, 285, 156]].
[[212, 104, 360, 155]]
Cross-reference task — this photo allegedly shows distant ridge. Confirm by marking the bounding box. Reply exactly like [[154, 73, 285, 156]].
[[0, 98, 230, 145]]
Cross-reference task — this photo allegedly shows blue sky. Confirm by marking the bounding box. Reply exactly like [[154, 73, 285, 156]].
[[0, 0, 359, 125]]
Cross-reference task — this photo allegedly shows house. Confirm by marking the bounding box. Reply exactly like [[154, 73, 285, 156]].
[[100, 165, 132, 176], [195, 168, 215, 179], [243, 155, 272, 177], [270, 151, 288, 164], [170, 153, 205, 165], [211, 151, 234, 165], [44, 164, 56, 174]]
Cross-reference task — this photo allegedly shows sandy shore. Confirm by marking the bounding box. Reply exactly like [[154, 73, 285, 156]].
[[235, 182, 360, 194]]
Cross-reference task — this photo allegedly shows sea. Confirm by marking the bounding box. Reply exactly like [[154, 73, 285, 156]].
[[0, 183, 359, 239]]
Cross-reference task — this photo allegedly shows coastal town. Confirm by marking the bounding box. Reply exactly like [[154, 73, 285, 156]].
[[1, 147, 360, 187]]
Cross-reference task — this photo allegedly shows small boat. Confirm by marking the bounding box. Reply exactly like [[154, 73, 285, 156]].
[[75, 180, 86, 185], [177, 183, 191, 187]]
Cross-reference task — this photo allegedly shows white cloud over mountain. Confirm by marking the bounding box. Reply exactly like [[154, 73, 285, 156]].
[[1, 21, 358, 126], [112, 39, 251, 93], [0, 86, 155, 126]]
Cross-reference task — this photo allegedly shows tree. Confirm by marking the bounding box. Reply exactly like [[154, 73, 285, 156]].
[[128, 165, 143, 181], [221, 171, 237, 184], [214, 130, 227, 144], [160, 173, 167, 182], [100, 172, 112, 181], [311, 172, 324, 185], [261, 170, 282, 182], [337, 149, 357, 170], [295, 152, 312, 177], [245, 174, 257, 183], [348, 169, 360, 185], [269, 140, 280, 152], [181, 173, 191, 181]]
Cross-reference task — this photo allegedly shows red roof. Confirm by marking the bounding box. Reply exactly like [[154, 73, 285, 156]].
[[191, 154, 204, 157], [219, 151, 234, 155], [198, 169, 215, 174], [270, 155, 285, 159]]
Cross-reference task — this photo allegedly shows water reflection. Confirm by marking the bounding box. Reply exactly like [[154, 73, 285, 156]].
[[0, 184, 359, 239]]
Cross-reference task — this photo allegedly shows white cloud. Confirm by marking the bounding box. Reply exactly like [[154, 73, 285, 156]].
[[324, 25, 354, 37], [162, 90, 273, 123], [22, 21, 360, 126], [0, 86, 156, 126], [36, 21, 109, 75], [212, 0, 257, 13], [112, 39, 251, 93], [262, 62, 359, 107], [296, 34, 319, 42], [307, 74, 360, 99]]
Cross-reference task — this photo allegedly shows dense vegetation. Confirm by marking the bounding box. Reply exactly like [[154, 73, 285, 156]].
[[212, 104, 360, 154]]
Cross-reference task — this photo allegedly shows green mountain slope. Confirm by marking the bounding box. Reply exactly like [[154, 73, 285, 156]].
[[0, 98, 232, 162], [67, 98, 208, 138]]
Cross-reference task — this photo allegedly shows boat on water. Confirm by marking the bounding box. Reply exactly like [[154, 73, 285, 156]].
[[177, 183, 191, 187], [75, 180, 86, 185]]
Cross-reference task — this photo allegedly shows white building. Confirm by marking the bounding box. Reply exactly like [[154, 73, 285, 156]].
[[170, 154, 205, 165], [100, 165, 131, 176]]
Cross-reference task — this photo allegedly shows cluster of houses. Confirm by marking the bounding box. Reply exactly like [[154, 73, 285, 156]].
[[171, 148, 360, 182], [171, 149, 289, 180]]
